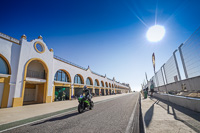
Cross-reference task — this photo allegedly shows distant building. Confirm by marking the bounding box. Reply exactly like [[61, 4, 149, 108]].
[[0, 32, 130, 108]]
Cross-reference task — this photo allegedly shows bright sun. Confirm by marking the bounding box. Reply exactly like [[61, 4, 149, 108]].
[[146, 25, 165, 42]]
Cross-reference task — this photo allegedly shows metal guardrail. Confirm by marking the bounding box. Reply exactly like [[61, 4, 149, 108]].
[[0, 32, 20, 44], [91, 71, 104, 77], [27, 70, 46, 79], [54, 55, 87, 70], [107, 78, 112, 81]]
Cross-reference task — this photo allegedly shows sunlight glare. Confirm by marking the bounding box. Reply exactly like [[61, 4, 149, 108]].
[[146, 25, 165, 42]]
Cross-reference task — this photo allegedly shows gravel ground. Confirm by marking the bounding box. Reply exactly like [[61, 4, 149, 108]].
[[5, 92, 139, 133]]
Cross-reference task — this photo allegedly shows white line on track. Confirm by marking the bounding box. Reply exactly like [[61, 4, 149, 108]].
[[125, 93, 139, 133]]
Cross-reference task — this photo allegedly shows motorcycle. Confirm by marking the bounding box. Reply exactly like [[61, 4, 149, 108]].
[[78, 94, 94, 113]]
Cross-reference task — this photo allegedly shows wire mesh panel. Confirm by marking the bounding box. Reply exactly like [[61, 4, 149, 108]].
[[151, 76, 157, 87], [181, 27, 200, 78], [156, 69, 164, 86], [163, 56, 179, 84]]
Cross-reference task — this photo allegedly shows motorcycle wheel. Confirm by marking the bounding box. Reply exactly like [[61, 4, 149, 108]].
[[89, 101, 94, 110], [78, 104, 84, 113]]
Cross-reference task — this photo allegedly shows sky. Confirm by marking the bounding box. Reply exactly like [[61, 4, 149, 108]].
[[1, 0, 200, 91]]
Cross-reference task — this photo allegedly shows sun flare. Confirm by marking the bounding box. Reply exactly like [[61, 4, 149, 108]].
[[146, 25, 165, 42]]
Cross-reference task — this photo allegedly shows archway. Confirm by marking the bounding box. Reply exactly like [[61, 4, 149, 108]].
[[94, 79, 100, 96], [22, 58, 49, 105], [74, 74, 84, 97], [101, 81, 104, 87], [105, 82, 108, 87], [54, 69, 71, 101], [0, 54, 11, 74], [86, 77, 93, 93], [94, 79, 99, 86], [0, 54, 11, 108], [100, 81, 105, 96]]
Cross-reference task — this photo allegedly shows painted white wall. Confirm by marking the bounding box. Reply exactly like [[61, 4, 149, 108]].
[[53, 59, 129, 90], [0, 36, 130, 107], [0, 38, 21, 107], [14, 38, 54, 100]]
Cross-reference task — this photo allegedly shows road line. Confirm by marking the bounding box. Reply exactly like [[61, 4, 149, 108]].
[[125, 93, 139, 133]]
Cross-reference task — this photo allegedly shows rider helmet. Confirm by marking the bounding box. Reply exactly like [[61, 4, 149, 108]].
[[83, 85, 88, 91]]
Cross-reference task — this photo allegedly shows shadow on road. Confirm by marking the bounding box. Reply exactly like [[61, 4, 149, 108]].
[[150, 96, 200, 132], [144, 99, 158, 127], [31, 111, 80, 126]]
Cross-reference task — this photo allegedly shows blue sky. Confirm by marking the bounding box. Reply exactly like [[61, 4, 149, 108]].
[[1, 0, 200, 91]]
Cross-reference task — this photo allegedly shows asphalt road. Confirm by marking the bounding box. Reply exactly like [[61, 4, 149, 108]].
[[5, 93, 139, 133]]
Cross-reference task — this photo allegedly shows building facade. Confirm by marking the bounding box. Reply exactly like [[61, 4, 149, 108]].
[[0, 32, 131, 108]]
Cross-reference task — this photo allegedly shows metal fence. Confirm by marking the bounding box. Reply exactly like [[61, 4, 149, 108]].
[[156, 69, 164, 86], [180, 27, 200, 79], [145, 27, 200, 94], [27, 70, 46, 79], [163, 55, 180, 84]]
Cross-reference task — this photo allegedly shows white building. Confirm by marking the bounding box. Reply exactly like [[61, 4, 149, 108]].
[[0, 32, 131, 108]]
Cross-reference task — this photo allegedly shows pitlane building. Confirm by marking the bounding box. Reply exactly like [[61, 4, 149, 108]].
[[0, 32, 131, 108]]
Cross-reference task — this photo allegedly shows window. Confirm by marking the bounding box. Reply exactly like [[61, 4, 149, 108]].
[[0, 57, 9, 74], [94, 79, 99, 86], [74, 74, 82, 84], [86, 78, 92, 85], [54, 70, 69, 82], [34, 42, 45, 53], [36, 43, 43, 52], [101, 81, 104, 87], [105, 82, 108, 87]]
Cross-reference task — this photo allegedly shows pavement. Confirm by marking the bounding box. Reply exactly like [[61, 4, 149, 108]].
[[141, 95, 200, 133], [0, 93, 139, 133]]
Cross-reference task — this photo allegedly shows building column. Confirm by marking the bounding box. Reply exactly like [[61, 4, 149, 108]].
[[71, 84, 74, 99], [1, 76, 11, 108], [99, 88, 101, 96], [93, 86, 95, 93], [52, 85, 55, 102]]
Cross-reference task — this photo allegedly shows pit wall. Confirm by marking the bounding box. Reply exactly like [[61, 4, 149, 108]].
[[154, 93, 200, 112], [154, 76, 200, 93]]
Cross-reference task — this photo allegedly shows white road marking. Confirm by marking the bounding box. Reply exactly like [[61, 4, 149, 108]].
[[125, 93, 139, 133]]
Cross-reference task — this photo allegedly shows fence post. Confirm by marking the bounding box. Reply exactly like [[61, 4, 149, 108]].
[[161, 65, 166, 85], [161, 65, 168, 93], [178, 43, 188, 79], [155, 72, 159, 87], [163, 64, 168, 84], [173, 50, 181, 80]]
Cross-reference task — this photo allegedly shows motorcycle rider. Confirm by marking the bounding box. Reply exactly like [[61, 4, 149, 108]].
[[83, 85, 92, 105]]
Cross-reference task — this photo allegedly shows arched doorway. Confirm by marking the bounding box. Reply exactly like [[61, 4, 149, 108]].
[[100, 81, 104, 96], [0, 56, 10, 74], [54, 69, 71, 101], [105, 82, 108, 95], [86, 77, 93, 93], [22, 58, 49, 105], [94, 79, 100, 96], [74, 74, 84, 97], [0, 55, 11, 108]]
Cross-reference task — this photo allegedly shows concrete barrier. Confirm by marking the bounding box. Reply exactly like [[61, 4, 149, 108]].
[[154, 93, 200, 112], [155, 75, 200, 93]]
